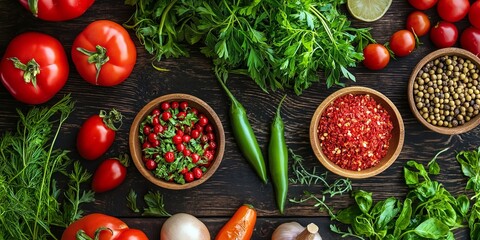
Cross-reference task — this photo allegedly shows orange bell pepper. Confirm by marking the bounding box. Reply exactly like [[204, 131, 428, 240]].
[[215, 204, 257, 240]]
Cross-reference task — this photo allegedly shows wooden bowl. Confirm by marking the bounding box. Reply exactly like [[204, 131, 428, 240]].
[[129, 93, 225, 189], [309, 87, 405, 179], [408, 47, 480, 135]]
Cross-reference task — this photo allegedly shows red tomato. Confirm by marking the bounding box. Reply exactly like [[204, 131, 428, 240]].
[[19, 0, 95, 21], [430, 21, 458, 48], [92, 157, 128, 193], [0, 32, 69, 105], [72, 20, 136, 86], [389, 30, 416, 57], [469, 1, 480, 29], [77, 109, 123, 160], [460, 27, 480, 55], [62, 213, 148, 240], [362, 44, 390, 70], [406, 11, 431, 37], [408, 0, 438, 10], [437, 0, 470, 22]]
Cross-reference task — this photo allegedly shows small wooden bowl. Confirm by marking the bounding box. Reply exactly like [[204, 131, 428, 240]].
[[408, 47, 480, 135], [309, 87, 405, 179], [129, 93, 225, 190]]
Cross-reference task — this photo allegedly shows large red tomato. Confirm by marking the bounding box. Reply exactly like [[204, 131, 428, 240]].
[[18, 0, 95, 21], [61, 213, 148, 240], [430, 21, 458, 48], [406, 11, 431, 37], [0, 32, 69, 105], [72, 20, 137, 86], [437, 0, 470, 22], [77, 109, 123, 160], [460, 27, 480, 55]]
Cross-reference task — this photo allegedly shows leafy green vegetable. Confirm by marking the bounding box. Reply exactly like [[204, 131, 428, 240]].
[[0, 95, 94, 240], [124, 0, 373, 94], [331, 149, 469, 240]]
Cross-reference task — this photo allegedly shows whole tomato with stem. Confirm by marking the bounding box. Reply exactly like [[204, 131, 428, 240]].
[[460, 27, 480, 55], [437, 0, 470, 22], [61, 213, 148, 240], [469, 1, 480, 29], [0, 32, 69, 105], [92, 155, 129, 193], [389, 30, 416, 57], [406, 11, 431, 37], [72, 20, 137, 86], [362, 43, 390, 70], [19, 0, 95, 21], [408, 0, 438, 10], [430, 21, 458, 48], [77, 109, 123, 160]]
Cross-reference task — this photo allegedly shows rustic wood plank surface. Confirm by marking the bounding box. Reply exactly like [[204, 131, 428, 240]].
[[0, 0, 478, 239]]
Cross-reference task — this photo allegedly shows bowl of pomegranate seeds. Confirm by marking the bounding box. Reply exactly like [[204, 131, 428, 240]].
[[309, 86, 405, 179], [129, 93, 225, 189]]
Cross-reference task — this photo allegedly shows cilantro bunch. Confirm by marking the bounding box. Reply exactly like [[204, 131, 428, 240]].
[[124, 0, 372, 94]]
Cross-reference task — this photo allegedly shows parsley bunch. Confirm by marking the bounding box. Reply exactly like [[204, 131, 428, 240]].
[[125, 0, 372, 94]]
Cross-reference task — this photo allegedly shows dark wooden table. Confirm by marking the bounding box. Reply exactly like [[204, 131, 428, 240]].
[[0, 1, 478, 239]]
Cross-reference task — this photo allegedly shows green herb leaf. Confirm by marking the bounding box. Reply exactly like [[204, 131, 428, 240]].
[[412, 218, 450, 238], [127, 189, 141, 213], [353, 190, 373, 214], [394, 198, 412, 237], [143, 191, 171, 217]]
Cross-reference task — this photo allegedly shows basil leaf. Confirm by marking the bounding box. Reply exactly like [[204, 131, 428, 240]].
[[352, 215, 375, 237], [394, 198, 412, 237], [335, 205, 362, 224], [404, 167, 419, 186], [353, 190, 372, 214], [456, 194, 470, 217], [375, 197, 399, 230], [413, 218, 449, 238]]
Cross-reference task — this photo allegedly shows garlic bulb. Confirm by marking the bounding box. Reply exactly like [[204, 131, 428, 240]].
[[271, 222, 322, 240]]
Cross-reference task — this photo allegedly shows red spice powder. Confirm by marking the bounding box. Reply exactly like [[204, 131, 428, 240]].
[[318, 94, 393, 171]]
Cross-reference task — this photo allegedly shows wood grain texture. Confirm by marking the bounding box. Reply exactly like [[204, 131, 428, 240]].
[[0, 0, 478, 239]]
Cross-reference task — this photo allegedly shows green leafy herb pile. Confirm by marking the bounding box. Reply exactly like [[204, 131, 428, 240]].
[[0, 96, 94, 240], [330, 147, 480, 240], [124, 0, 372, 94]]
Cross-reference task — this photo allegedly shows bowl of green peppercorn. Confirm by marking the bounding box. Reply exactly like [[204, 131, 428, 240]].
[[408, 47, 480, 135]]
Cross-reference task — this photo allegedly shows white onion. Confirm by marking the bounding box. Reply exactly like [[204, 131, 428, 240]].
[[271, 222, 322, 240], [160, 213, 210, 240]]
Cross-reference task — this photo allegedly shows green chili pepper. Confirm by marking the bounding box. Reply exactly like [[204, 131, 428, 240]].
[[269, 95, 288, 214], [216, 74, 268, 184]]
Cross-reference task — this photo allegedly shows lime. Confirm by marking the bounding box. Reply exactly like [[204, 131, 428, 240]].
[[347, 0, 392, 22]]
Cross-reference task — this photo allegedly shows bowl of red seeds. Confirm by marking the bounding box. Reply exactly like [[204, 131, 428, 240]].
[[309, 86, 405, 179], [129, 93, 225, 189]]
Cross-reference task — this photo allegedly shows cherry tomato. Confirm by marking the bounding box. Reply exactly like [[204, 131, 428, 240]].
[[19, 0, 95, 21], [408, 0, 438, 10], [162, 111, 172, 121], [362, 43, 390, 70], [164, 151, 175, 163], [145, 159, 157, 170], [406, 11, 431, 37], [72, 20, 136, 86], [77, 109, 123, 160], [430, 21, 458, 48], [469, 1, 480, 29], [191, 153, 200, 163], [193, 167, 203, 179], [437, 0, 470, 22], [460, 27, 480, 55], [0, 32, 69, 105], [92, 157, 128, 193], [180, 101, 188, 110], [389, 30, 416, 57], [184, 172, 194, 182], [191, 129, 200, 139]]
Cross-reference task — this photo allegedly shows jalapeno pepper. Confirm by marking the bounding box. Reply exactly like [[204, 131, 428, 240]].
[[269, 95, 288, 214], [216, 71, 268, 184]]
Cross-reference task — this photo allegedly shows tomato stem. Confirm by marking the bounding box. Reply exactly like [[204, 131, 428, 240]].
[[8, 57, 40, 88], [76, 45, 110, 85], [27, 0, 38, 16], [99, 109, 123, 131]]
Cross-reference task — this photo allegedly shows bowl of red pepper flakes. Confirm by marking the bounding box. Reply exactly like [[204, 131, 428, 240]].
[[129, 93, 225, 190], [310, 86, 405, 179]]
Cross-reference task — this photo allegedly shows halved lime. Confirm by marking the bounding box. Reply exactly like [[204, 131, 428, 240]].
[[347, 0, 392, 22]]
